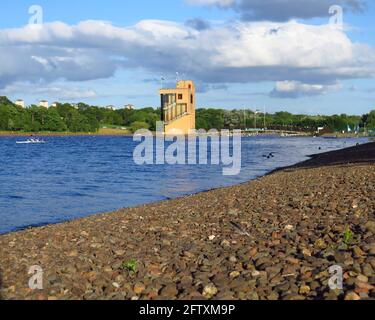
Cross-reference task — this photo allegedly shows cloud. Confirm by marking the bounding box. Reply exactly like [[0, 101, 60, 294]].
[[1, 82, 98, 101], [270, 81, 342, 98], [187, 0, 366, 21], [0, 19, 374, 99]]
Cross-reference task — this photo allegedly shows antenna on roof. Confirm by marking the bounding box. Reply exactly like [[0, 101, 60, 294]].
[[176, 72, 180, 83]]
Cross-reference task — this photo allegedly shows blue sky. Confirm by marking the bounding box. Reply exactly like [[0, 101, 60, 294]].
[[0, 0, 231, 27], [0, 0, 374, 115]]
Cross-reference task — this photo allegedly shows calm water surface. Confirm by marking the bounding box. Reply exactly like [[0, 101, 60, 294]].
[[0, 136, 369, 234]]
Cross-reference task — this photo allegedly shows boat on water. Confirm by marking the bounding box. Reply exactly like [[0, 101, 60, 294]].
[[16, 138, 46, 144]]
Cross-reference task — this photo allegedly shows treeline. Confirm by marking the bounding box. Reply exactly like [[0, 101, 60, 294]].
[[0, 97, 160, 133], [196, 109, 375, 132], [0, 96, 374, 133]]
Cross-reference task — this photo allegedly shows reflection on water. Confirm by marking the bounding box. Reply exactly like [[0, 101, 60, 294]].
[[0, 135, 369, 234]]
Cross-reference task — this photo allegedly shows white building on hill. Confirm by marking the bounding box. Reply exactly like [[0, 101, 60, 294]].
[[39, 100, 49, 108], [14, 99, 25, 108], [125, 104, 135, 110]]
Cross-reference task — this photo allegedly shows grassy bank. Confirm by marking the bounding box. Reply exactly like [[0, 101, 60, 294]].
[[0, 128, 132, 137]]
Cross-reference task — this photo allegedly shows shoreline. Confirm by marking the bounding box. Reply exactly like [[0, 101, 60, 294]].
[[1, 130, 373, 138], [0, 143, 374, 300], [270, 141, 375, 174], [0, 131, 133, 137]]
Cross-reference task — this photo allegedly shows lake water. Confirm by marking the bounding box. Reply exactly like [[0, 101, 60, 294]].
[[0, 135, 369, 234]]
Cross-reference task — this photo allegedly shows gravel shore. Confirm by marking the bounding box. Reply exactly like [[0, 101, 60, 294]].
[[1, 143, 374, 300]]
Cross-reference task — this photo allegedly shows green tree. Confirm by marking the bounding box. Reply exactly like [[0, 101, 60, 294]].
[[129, 121, 150, 133], [44, 108, 67, 131], [0, 104, 10, 130], [366, 110, 375, 129]]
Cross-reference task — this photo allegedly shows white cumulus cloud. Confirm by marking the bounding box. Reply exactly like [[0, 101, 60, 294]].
[[271, 81, 342, 98], [0, 19, 374, 98]]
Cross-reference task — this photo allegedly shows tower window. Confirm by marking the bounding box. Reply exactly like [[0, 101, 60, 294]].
[[178, 94, 183, 100]]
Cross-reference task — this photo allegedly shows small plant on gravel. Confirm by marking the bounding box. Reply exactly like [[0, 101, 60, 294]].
[[342, 227, 354, 248], [121, 259, 137, 273]]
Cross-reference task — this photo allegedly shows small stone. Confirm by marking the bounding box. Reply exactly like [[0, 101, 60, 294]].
[[203, 284, 218, 298], [160, 284, 178, 297], [255, 257, 271, 269], [251, 270, 261, 277], [229, 271, 241, 278], [103, 266, 113, 273], [208, 235, 216, 241], [162, 239, 171, 246], [351, 200, 358, 209], [6, 286, 16, 293], [364, 221, 375, 234], [345, 292, 361, 300], [221, 239, 230, 248], [115, 275, 125, 283], [314, 239, 326, 249], [354, 211, 362, 218], [362, 264, 374, 277], [286, 257, 299, 265], [47, 275, 61, 285], [247, 292, 259, 300], [248, 247, 258, 257], [353, 246, 365, 257], [310, 281, 320, 291], [229, 256, 237, 263], [334, 252, 347, 264], [349, 271, 358, 277], [355, 280, 374, 291], [302, 248, 312, 257], [325, 290, 340, 300], [148, 289, 160, 300], [267, 292, 279, 300], [228, 209, 239, 216], [112, 282, 120, 289], [285, 225, 294, 231], [134, 282, 146, 295], [114, 250, 125, 256], [299, 285, 311, 295], [356, 275, 368, 283], [183, 251, 195, 259], [67, 250, 78, 257], [47, 296, 58, 301]]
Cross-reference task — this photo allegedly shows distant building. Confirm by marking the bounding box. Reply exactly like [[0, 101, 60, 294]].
[[39, 100, 49, 108], [124, 104, 135, 110], [106, 105, 115, 110], [51, 102, 58, 108], [14, 99, 25, 108], [159, 80, 196, 135]]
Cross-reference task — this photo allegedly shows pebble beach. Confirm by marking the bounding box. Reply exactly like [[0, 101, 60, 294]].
[[1, 142, 374, 300]]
